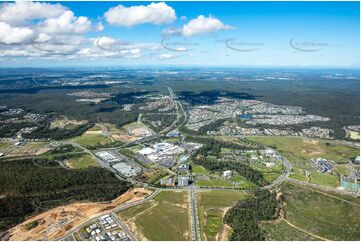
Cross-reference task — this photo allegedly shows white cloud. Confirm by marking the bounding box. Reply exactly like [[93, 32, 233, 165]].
[[0, 21, 35, 44], [40, 10, 92, 34], [168, 15, 232, 37], [159, 53, 173, 59], [104, 2, 176, 27], [0, 1, 67, 25]]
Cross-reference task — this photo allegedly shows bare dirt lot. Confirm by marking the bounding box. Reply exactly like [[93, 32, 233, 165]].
[[0, 141, 50, 157], [8, 188, 152, 241]]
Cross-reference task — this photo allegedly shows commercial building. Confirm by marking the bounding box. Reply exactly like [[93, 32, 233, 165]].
[[177, 176, 189, 186], [138, 142, 185, 167], [112, 163, 139, 177], [223, 170, 233, 178], [166, 130, 181, 137], [310, 158, 334, 173], [177, 163, 190, 172], [95, 151, 119, 163], [160, 177, 175, 187]]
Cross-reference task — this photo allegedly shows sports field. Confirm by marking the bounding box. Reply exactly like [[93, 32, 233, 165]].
[[73, 134, 114, 148], [197, 190, 248, 241], [67, 154, 98, 169], [117, 191, 191, 241]]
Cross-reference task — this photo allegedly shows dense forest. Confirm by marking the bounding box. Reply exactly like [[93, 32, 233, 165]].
[[224, 190, 278, 240], [191, 141, 266, 186], [0, 122, 34, 137], [0, 158, 130, 232]]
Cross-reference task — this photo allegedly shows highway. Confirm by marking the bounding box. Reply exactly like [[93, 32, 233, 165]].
[[159, 86, 188, 134], [189, 185, 201, 241]]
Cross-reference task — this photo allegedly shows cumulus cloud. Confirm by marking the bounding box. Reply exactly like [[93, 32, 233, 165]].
[[40, 10, 92, 34], [0, 1, 95, 48], [167, 15, 232, 37], [104, 2, 176, 27], [0, 1, 66, 25], [0, 1, 183, 61], [0, 22, 35, 44]]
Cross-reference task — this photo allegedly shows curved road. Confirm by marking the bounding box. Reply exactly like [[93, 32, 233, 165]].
[[58, 190, 160, 241]]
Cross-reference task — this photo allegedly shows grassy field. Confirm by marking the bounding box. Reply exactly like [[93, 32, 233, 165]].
[[117, 191, 191, 241], [309, 172, 340, 188], [122, 122, 151, 131], [73, 134, 114, 148], [68, 154, 98, 169], [196, 177, 257, 189], [278, 182, 360, 241], [247, 136, 359, 164], [289, 167, 308, 182], [191, 163, 209, 175], [250, 162, 283, 183], [196, 178, 234, 187], [333, 164, 350, 176], [261, 220, 318, 241], [197, 190, 248, 241]]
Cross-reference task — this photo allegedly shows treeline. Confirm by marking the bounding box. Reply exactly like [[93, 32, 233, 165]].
[[191, 141, 266, 186], [224, 190, 278, 240], [82, 140, 123, 150], [23, 123, 93, 140], [0, 122, 34, 137], [0, 158, 130, 232], [198, 118, 227, 134]]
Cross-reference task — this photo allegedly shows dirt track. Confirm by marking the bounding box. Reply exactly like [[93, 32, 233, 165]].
[[9, 188, 152, 241]]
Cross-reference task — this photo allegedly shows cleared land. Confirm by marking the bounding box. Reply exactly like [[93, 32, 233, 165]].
[[196, 177, 257, 189], [117, 191, 191, 241], [261, 219, 318, 241], [50, 116, 87, 130], [0, 141, 50, 157], [123, 122, 153, 137], [73, 134, 114, 148], [102, 123, 137, 143], [197, 190, 248, 241], [247, 136, 359, 163], [8, 188, 152, 241], [67, 154, 98, 169], [276, 182, 360, 241]]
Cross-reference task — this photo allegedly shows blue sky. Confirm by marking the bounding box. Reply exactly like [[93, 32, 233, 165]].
[[0, 1, 359, 68]]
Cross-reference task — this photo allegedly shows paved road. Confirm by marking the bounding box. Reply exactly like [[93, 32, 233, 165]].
[[286, 177, 359, 197], [159, 86, 188, 134], [58, 190, 160, 241], [189, 186, 201, 241], [111, 212, 137, 241], [262, 157, 292, 190]]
